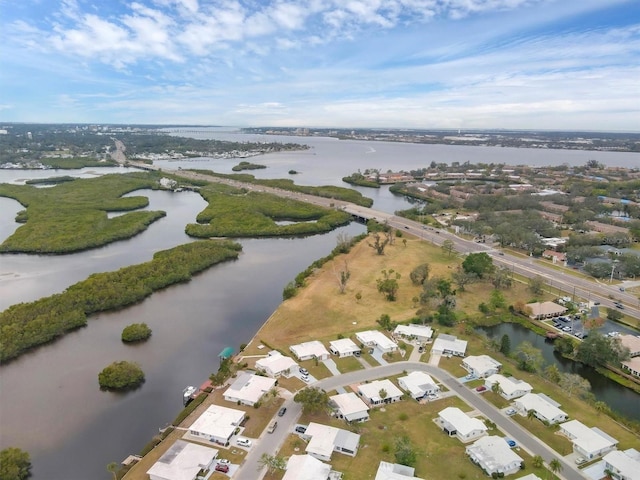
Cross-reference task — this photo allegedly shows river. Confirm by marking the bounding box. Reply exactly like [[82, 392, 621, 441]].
[[0, 137, 639, 479], [478, 322, 639, 421]]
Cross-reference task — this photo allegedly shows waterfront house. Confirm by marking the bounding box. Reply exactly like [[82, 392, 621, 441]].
[[255, 351, 298, 378], [602, 448, 640, 480], [484, 374, 532, 400], [223, 372, 276, 406], [514, 393, 568, 425], [147, 440, 218, 480], [187, 405, 245, 446]]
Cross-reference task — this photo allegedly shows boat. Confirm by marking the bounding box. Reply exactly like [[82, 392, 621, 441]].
[[182, 386, 197, 406]]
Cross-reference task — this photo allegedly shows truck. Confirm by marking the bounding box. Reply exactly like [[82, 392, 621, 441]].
[[267, 420, 278, 434]]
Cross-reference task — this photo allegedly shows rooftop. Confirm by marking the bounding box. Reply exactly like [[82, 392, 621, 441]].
[[358, 379, 403, 402], [356, 330, 398, 350], [146, 440, 217, 480], [439, 407, 487, 437], [188, 405, 245, 440], [561, 420, 618, 453], [516, 393, 566, 422], [290, 340, 330, 359], [330, 392, 369, 416], [224, 372, 276, 405], [282, 454, 332, 480]]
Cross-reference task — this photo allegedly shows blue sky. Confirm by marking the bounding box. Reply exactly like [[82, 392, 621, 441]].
[[1, 0, 639, 130]]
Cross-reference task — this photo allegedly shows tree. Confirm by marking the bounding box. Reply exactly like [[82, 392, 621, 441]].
[[462, 252, 494, 278], [377, 269, 401, 301], [257, 453, 286, 473], [451, 268, 475, 292], [368, 233, 389, 255], [335, 232, 353, 254], [121, 323, 152, 343], [553, 337, 575, 356], [576, 331, 630, 368], [549, 458, 563, 476], [499, 334, 511, 356], [335, 261, 351, 294], [532, 455, 544, 468], [491, 267, 513, 289], [0, 448, 31, 480], [107, 462, 118, 480], [377, 314, 395, 331], [98, 361, 145, 391], [489, 289, 507, 311], [491, 381, 502, 396], [543, 364, 561, 384], [379, 388, 388, 399], [294, 387, 328, 413], [559, 373, 591, 398], [528, 276, 545, 295], [514, 341, 544, 373], [409, 263, 430, 285], [442, 239, 455, 257], [606, 308, 623, 322], [394, 436, 417, 467]]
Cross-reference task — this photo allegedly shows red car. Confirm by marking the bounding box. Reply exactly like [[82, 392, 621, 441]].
[[475, 386, 487, 392], [215, 463, 229, 473]]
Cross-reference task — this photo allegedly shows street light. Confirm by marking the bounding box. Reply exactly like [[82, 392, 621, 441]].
[[609, 260, 619, 284]]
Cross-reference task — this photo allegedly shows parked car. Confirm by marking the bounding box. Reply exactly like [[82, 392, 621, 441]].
[[278, 407, 287, 417], [505, 408, 516, 416], [575, 456, 587, 465], [236, 437, 252, 447], [299, 367, 309, 376], [217, 459, 230, 466], [505, 438, 517, 448], [295, 425, 307, 434], [475, 386, 487, 392], [215, 463, 230, 473], [594, 301, 600, 305]]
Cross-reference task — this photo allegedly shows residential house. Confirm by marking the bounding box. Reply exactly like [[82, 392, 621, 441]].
[[330, 392, 370, 423], [290, 340, 331, 361], [466, 436, 524, 477], [432, 334, 467, 357], [462, 355, 502, 378], [559, 420, 618, 460], [393, 324, 433, 343], [355, 330, 398, 353], [147, 440, 217, 480], [621, 357, 640, 377], [484, 374, 532, 400], [282, 454, 332, 480], [602, 448, 640, 480], [542, 250, 567, 264], [358, 379, 403, 406], [329, 338, 361, 358], [438, 407, 487, 442], [187, 405, 245, 446], [514, 393, 568, 425], [516, 475, 543, 480], [374, 461, 425, 480], [618, 334, 640, 357], [303, 422, 360, 462], [526, 301, 567, 320], [223, 372, 276, 407], [255, 351, 298, 378], [397, 371, 440, 401]]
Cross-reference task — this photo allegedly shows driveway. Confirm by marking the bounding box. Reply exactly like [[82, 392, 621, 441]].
[[321, 358, 341, 376]]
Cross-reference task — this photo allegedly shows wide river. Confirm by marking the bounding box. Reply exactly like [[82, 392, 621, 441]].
[[0, 134, 638, 480]]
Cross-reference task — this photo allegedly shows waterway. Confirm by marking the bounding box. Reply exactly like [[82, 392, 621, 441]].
[[478, 322, 639, 421], [0, 137, 639, 479]]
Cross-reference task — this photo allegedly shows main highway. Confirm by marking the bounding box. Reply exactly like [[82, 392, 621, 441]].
[[153, 161, 640, 323]]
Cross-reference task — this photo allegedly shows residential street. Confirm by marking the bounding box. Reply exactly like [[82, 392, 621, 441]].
[[235, 361, 586, 480]]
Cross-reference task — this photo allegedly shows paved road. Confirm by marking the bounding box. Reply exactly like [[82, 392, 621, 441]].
[[235, 361, 586, 480]]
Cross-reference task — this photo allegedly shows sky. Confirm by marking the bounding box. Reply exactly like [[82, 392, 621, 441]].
[[1, 0, 639, 131]]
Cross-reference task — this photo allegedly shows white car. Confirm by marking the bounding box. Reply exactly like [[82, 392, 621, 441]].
[[236, 437, 252, 447], [217, 459, 230, 465]]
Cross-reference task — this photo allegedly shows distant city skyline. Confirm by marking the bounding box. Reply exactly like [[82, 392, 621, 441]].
[[1, 0, 639, 131]]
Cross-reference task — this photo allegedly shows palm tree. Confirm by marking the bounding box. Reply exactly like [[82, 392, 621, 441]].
[[527, 409, 537, 421], [549, 458, 563, 479], [532, 455, 544, 469], [106, 462, 118, 480]]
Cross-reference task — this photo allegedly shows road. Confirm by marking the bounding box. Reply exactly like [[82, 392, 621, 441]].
[[235, 362, 585, 480]]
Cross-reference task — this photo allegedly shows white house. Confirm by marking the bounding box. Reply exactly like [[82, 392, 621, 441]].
[[147, 440, 217, 480], [282, 454, 332, 480], [397, 371, 440, 401], [484, 374, 532, 400], [438, 407, 487, 442], [255, 351, 298, 378], [329, 338, 361, 358], [290, 340, 331, 361], [303, 422, 360, 462], [187, 405, 245, 446], [223, 372, 276, 406], [466, 436, 524, 477], [393, 324, 433, 343], [516, 475, 543, 480], [330, 392, 370, 423], [355, 330, 398, 353], [432, 334, 467, 356], [559, 420, 618, 460], [358, 379, 403, 406], [374, 461, 425, 480], [463, 355, 502, 378], [603, 448, 640, 480], [514, 393, 568, 425]]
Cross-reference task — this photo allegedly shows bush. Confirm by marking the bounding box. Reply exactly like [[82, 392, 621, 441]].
[[98, 361, 145, 391], [121, 323, 152, 343]]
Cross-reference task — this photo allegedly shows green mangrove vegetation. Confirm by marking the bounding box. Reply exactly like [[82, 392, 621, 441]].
[[122, 323, 152, 343], [186, 168, 373, 207], [98, 361, 145, 391], [232, 161, 267, 171], [0, 240, 242, 363], [40, 157, 118, 169], [342, 172, 380, 188], [0, 172, 166, 254], [25, 176, 76, 185], [185, 183, 353, 238]]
